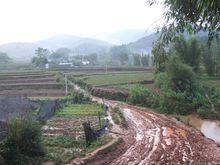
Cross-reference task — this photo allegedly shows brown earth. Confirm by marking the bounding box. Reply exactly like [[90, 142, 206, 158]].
[[82, 97, 220, 165], [0, 89, 66, 97], [0, 73, 65, 97], [0, 77, 56, 84], [42, 116, 101, 139]]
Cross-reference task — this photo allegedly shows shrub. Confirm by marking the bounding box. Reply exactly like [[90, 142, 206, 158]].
[[127, 85, 155, 107], [90, 87, 128, 101], [166, 55, 197, 92], [128, 85, 149, 105], [69, 90, 91, 104], [158, 90, 195, 115], [0, 117, 44, 165]]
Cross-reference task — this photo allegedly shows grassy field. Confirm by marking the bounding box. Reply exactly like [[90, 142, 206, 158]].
[[73, 72, 154, 86]]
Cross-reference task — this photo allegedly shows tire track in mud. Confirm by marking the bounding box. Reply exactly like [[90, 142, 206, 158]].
[[69, 83, 220, 164], [90, 98, 220, 165]]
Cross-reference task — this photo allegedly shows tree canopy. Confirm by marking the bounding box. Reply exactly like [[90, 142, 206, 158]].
[[149, 0, 220, 43], [110, 45, 129, 65], [0, 52, 11, 63], [31, 47, 49, 68]]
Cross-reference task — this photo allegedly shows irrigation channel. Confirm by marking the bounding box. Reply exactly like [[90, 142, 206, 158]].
[[69, 81, 220, 165]]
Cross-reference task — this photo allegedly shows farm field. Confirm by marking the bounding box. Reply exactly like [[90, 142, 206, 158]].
[[42, 103, 110, 163], [0, 71, 66, 97], [71, 71, 154, 86]]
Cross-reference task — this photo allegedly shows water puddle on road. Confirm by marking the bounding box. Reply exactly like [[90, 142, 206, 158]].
[[179, 114, 220, 143]]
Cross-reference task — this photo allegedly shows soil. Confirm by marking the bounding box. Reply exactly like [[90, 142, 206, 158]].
[[85, 97, 220, 165], [42, 116, 101, 139], [0, 89, 66, 97]]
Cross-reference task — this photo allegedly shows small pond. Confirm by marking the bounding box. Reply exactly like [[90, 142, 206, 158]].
[[179, 114, 220, 143]]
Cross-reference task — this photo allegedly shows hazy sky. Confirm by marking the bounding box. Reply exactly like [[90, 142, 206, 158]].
[[0, 0, 164, 44]]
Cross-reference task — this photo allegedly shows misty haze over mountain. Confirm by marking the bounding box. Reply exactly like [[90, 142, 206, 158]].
[[0, 30, 158, 61]]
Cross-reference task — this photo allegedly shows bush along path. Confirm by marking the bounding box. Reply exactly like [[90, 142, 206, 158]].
[[69, 81, 220, 164]]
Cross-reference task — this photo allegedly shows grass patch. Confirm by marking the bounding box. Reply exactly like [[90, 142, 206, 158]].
[[55, 104, 105, 117], [111, 108, 127, 128]]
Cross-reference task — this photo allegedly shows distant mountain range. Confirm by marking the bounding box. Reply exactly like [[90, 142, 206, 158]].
[[125, 31, 209, 54], [0, 30, 209, 61], [0, 35, 113, 61], [127, 33, 159, 54], [95, 29, 152, 45]]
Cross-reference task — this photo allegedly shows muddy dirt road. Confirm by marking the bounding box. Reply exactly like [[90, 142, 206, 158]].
[[89, 97, 220, 165], [69, 82, 220, 164]]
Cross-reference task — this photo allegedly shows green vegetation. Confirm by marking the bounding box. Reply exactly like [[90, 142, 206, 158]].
[[114, 83, 154, 90], [111, 108, 127, 128], [110, 45, 129, 65], [32, 47, 49, 68], [152, 55, 220, 119], [43, 135, 112, 164], [55, 103, 104, 117], [0, 117, 44, 165], [41, 101, 112, 164], [90, 87, 128, 102], [74, 72, 153, 86], [149, 0, 219, 42], [127, 85, 156, 108]]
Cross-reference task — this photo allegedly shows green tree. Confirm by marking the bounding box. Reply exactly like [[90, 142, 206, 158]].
[[133, 54, 141, 66], [149, 0, 219, 42], [202, 38, 220, 76], [110, 45, 129, 65], [84, 53, 98, 65], [141, 55, 150, 66], [172, 36, 202, 73], [152, 41, 168, 72], [49, 48, 71, 62], [32, 47, 49, 68], [0, 52, 11, 63], [166, 55, 197, 92]]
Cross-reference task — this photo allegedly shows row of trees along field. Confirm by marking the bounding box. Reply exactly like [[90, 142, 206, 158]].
[[152, 36, 220, 76], [109, 45, 152, 66], [31, 45, 152, 68], [148, 0, 220, 119]]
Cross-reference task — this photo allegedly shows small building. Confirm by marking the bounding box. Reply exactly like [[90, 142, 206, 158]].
[[59, 62, 73, 67], [82, 60, 90, 65]]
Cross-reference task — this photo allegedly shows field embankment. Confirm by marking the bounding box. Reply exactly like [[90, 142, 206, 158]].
[[0, 71, 66, 97]]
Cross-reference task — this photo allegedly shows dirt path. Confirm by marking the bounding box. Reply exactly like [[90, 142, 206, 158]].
[[69, 82, 220, 164], [89, 97, 220, 165]]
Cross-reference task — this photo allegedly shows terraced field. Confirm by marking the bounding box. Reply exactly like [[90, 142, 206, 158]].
[[0, 71, 66, 97]]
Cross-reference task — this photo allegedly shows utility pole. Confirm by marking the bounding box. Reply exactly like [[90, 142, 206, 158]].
[[105, 64, 108, 74], [65, 73, 68, 96]]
